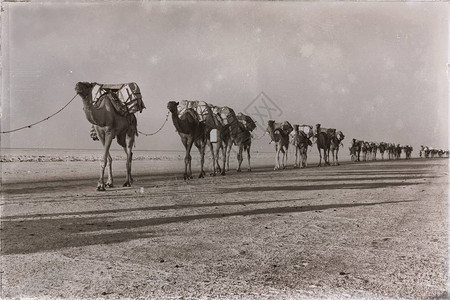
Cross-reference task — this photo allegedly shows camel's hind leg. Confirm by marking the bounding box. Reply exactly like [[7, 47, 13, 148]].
[[195, 140, 206, 178], [105, 153, 113, 187], [236, 144, 244, 172], [207, 137, 217, 176], [226, 141, 232, 172], [274, 144, 280, 170], [183, 138, 194, 180], [294, 147, 299, 168], [317, 145, 322, 167]]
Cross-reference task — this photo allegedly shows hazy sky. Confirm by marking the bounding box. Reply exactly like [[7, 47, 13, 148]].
[[1, 1, 448, 153]]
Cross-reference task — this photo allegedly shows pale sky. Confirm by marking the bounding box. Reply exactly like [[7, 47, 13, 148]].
[[1, 1, 448, 152]]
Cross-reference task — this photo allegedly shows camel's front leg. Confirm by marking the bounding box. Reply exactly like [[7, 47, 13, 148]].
[[246, 145, 251, 171], [283, 145, 288, 169], [219, 140, 227, 175], [207, 138, 217, 176], [184, 139, 194, 180], [98, 132, 114, 191], [336, 149, 340, 166], [215, 140, 222, 174], [302, 147, 308, 168], [122, 134, 135, 187]]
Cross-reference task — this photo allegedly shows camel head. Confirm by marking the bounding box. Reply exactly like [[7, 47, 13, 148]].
[[167, 101, 180, 114], [75, 82, 95, 98], [336, 131, 345, 142], [267, 120, 275, 132]]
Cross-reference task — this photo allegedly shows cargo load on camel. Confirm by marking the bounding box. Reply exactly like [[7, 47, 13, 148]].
[[177, 100, 238, 127], [91, 82, 146, 116], [237, 113, 257, 132]]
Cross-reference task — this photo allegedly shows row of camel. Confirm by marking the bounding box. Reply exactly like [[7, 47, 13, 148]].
[[419, 146, 449, 158], [349, 140, 413, 161], [74, 82, 442, 191], [266, 121, 345, 169]]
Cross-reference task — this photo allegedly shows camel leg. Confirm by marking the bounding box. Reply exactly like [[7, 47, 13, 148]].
[[274, 144, 280, 170], [336, 149, 340, 166], [196, 141, 205, 178], [98, 131, 114, 191], [207, 138, 216, 176], [317, 145, 322, 167], [226, 141, 232, 172], [122, 137, 134, 187], [105, 153, 113, 188], [303, 147, 308, 168], [246, 145, 251, 171], [283, 145, 288, 169], [219, 140, 227, 176], [182, 138, 193, 180], [236, 144, 244, 172], [280, 148, 286, 169], [294, 147, 298, 168]]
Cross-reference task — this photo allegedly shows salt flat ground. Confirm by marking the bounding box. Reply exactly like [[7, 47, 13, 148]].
[[1, 158, 448, 299]]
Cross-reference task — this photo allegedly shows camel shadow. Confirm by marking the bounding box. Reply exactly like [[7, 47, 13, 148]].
[[2, 199, 417, 255], [218, 181, 422, 193]]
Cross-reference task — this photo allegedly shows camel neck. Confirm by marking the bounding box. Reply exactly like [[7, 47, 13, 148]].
[[171, 111, 189, 134], [80, 93, 99, 125], [267, 126, 278, 142]]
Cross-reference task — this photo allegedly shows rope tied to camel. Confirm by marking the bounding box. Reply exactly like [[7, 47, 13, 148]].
[[0, 94, 78, 134], [138, 112, 170, 136]]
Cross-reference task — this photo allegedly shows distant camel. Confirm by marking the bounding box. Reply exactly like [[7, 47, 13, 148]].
[[314, 124, 332, 167], [350, 139, 363, 162], [419, 145, 425, 158], [167, 101, 207, 180], [404, 145, 413, 159], [370, 142, 378, 160], [378, 142, 387, 160], [216, 108, 254, 172], [75, 82, 139, 191], [267, 120, 292, 170], [330, 131, 345, 166], [292, 124, 313, 168]]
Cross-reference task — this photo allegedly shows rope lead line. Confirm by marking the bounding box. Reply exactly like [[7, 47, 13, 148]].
[[1, 94, 79, 134], [138, 112, 170, 136]]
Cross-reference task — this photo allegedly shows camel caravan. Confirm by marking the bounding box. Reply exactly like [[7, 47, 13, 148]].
[[75, 82, 448, 190], [419, 146, 449, 158], [349, 141, 414, 162]]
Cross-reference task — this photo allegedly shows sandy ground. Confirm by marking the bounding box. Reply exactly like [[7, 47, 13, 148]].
[[1, 157, 449, 300]]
